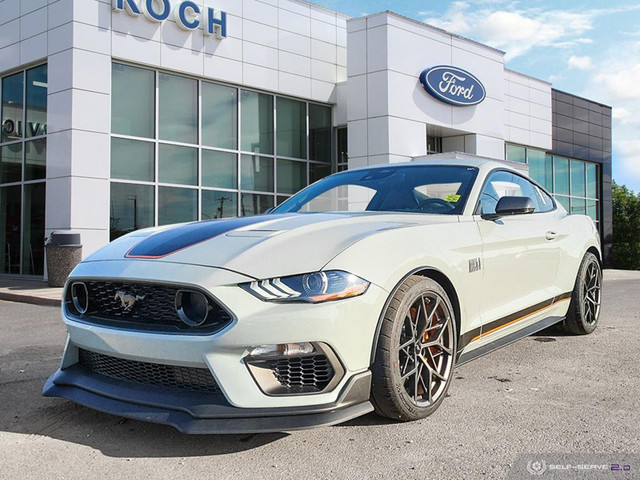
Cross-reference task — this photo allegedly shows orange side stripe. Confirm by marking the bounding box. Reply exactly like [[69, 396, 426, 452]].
[[471, 297, 570, 342]]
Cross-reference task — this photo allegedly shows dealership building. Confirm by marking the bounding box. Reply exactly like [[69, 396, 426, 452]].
[[0, 0, 613, 278]]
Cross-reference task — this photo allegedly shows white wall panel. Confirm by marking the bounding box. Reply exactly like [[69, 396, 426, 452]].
[[20, 32, 47, 65]]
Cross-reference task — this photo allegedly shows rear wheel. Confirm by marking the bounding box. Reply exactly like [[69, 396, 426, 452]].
[[561, 252, 602, 335], [371, 276, 457, 421]]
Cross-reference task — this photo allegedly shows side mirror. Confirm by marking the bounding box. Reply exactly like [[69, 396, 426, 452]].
[[264, 207, 274, 214], [494, 196, 536, 216]]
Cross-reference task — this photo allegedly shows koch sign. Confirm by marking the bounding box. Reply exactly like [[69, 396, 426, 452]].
[[113, 0, 227, 39], [419, 66, 485, 106]]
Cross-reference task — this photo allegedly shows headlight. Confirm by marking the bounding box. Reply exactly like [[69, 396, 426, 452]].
[[241, 270, 370, 303]]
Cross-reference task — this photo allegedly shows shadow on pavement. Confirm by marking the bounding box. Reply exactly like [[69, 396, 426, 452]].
[[0, 348, 288, 458]]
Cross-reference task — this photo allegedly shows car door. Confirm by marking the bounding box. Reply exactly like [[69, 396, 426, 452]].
[[475, 170, 561, 334]]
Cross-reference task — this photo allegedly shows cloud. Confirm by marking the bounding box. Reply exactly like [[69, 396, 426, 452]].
[[422, 1, 471, 35], [615, 140, 640, 191], [613, 107, 632, 122], [423, 3, 595, 59], [568, 55, 593, 70], [594, 62, 640, 102], [423, 3, 640, 60]]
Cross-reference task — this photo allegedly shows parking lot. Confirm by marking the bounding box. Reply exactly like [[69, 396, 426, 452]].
[[1, 271, 639, 479]]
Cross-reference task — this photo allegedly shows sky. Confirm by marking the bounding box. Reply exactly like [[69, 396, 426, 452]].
[[313, 0, 640, 194]]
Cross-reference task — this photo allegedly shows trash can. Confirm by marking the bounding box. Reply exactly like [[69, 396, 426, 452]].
[[45, 231, 82, 287]]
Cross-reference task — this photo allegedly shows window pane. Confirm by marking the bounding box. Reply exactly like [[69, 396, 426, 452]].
[[555, 195, 570, 212], [159, 73, 197, 144], [0, 185, 21, 274], [527, 149, 552, 191], [202, 190, 237, 219], [571, 197, 586, 215], [570, 160, 586, 197], [241, 193, 273, 216], [158, 144, 197, 185], [0, 143, 22, 184], [276, 97, 306, 159], [24, 139, 46, 181], [337, 127, 348, 167], [1, 72, 24, 143], [22, 182, 45, 275], [241, 90, 273, 154], [310, 163, 331, 184], [158, 186, 197, 225], [111, 63, 155, 138], [506, 144, 525, 163], [25, 65, 47, 138], [586, 163, 598, 199], [202, 149, 237, 189], [587, 200, 598, 221], [553, 156, 569, 195], [111, 138, 155, 182], [277, 159, 306, 194], [309, 104, 331, 163], [277, 195, 289, 206], [109, 183, 154, 241], [241, 155, 273, 192], [202, 82, 237, 149]]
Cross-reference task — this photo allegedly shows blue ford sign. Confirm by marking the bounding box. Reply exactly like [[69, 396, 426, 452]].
[[419, 66, 486, 106]]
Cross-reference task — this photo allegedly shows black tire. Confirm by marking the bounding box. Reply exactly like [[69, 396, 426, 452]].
[[561, 252, 602, 335], [371, 275, 457, 421]]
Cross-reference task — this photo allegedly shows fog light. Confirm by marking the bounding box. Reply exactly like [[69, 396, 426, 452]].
[[175, 290, 210, 326], [70, 282, 89, 315], [249, 342, 315, 358]]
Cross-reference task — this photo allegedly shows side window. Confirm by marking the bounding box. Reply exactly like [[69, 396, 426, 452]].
[[534, 185, 555, 213], [480, 171, 553, 215]]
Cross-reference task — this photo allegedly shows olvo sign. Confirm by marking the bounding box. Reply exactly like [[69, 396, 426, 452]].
[[419, 66, 485, 106], [113, 0, 227, 39]]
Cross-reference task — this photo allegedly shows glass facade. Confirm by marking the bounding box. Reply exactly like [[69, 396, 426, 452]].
[[506, 143, 600, 226], [0, 64, 47, 275], [109, 63, 333, 240]]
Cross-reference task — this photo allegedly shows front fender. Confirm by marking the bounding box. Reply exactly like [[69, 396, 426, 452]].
[[322, 221, 485, 344]]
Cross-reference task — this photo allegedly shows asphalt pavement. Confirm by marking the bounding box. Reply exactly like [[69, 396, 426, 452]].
[[1, 272, 639, 479]]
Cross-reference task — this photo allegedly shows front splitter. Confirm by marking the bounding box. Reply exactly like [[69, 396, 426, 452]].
[[43, 366, 373, 434]]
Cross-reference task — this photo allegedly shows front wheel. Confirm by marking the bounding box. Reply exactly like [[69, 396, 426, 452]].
[[371, 275, 457, 421], [561, 252, 602, 335]]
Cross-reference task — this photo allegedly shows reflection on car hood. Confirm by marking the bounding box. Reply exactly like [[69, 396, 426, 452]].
[[86, 213, 460, 279]]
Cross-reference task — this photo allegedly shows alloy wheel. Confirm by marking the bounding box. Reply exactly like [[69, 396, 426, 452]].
[[582, 259, 602, 325], [397, 292, 455, 407]]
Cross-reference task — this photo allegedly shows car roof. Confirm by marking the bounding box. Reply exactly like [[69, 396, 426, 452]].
[[347, 156, 517, 172]]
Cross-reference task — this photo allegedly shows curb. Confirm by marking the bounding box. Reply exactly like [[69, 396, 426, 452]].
[[0, 292, 61, 307]]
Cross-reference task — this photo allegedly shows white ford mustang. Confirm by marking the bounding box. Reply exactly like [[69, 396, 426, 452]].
[[44, 158, 602, 433]]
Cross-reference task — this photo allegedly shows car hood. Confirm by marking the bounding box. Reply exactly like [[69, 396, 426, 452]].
[[85, 213, 460, 279]]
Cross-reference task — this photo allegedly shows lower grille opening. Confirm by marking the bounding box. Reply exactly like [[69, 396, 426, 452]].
[[78, 349, 219, 393], [246, 349, 339, 396], [268, 355, 334, 393]]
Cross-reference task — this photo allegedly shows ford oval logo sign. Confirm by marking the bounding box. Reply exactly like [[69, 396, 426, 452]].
[[419, 66, 486, 106]]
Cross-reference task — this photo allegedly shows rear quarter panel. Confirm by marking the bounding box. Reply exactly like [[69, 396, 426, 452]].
[[555, 213, 601, 298]]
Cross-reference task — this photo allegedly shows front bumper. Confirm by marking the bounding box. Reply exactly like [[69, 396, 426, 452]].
[[43, 367, 373, 434], [45, 260, 387, 431]]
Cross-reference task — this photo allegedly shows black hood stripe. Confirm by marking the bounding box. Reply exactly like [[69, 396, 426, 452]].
[[125, 215, 275, 259]]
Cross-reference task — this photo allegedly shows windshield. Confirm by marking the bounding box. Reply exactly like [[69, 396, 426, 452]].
[[272, 165, 478, 215]]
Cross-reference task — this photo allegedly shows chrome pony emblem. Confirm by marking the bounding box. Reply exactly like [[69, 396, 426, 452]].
[[114, 290, 145, 312]]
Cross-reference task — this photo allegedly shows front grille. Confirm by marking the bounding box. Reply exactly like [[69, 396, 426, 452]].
[[88, 281, 178, 322], [267, 355, 334, 393], [65, 280, 232, 334], [78, 349, 219, 393]]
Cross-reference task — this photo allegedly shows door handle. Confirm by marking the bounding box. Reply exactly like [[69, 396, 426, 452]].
[[545, 231, 557, 241]]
